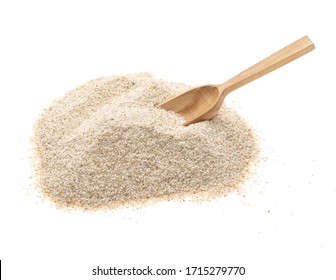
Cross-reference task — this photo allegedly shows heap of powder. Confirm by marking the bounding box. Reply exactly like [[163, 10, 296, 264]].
[[32, 73, 258, 209]]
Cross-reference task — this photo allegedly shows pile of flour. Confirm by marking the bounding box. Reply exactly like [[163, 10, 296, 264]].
[[32, 73, 258, 209]]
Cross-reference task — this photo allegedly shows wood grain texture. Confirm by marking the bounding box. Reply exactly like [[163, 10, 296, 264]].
[[159, 36, 315, 126]]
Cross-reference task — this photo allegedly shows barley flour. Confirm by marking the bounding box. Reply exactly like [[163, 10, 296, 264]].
[[32, 73, 258, 209]]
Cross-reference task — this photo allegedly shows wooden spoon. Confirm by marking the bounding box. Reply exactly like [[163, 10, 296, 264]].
[[159, 36, 315, 126]]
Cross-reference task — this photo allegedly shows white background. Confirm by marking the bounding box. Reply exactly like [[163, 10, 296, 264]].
[[0, 0, 335, 279]]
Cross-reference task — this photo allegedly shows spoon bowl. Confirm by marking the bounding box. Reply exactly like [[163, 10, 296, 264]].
[[160, 85, 222, 126], [159, 36, 315, 126]]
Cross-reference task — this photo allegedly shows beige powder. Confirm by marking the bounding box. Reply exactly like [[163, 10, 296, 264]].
[[32, 73, 258, 209]]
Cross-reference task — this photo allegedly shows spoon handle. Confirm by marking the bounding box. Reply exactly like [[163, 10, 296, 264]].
[[220, 36, 315, 95]]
